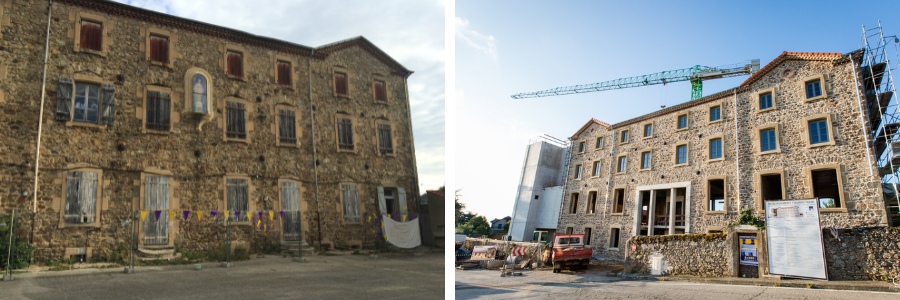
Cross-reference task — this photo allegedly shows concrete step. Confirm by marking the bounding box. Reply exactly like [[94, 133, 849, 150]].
[[282, 241, 315, 255], [137, 247, 176, 258]]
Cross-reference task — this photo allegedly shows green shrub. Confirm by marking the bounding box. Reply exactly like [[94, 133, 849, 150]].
[[0, 214, 35, 270]]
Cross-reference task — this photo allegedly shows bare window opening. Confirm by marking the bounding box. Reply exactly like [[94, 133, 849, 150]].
[[569, 193, 579, 214], [584, 227, 593, 246], [609, 228, 620, 248], [613, 188, 624, 214], [812, 169, 841, 208], [639, 191, 650, 226], [760, 174, 783, 203], [566, 227, 574, 234], [587, 191, 597, 214], [534, 195, 539, 200], [708, 179, 724, 211]]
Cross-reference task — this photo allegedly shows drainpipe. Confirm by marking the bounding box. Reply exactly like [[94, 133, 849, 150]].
[[307, 49, 322, 251], [30, 0, 54, 244]]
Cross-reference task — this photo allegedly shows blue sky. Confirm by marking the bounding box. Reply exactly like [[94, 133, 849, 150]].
[[455, 1, 900, 220]]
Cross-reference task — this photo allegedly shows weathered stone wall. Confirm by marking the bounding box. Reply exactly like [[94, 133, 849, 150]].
[[824, 226, 900, 281], [0, 0, 418, 262], [624, 232, 732, 277]]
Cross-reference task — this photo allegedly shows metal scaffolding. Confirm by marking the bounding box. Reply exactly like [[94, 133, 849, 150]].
[[861, 21, 900, 226]]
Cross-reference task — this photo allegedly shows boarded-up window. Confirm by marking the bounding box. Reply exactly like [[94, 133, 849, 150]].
[[145, 91, 171, 131], [337, 117, 354, 150], [80, 20, 102, 51], [278, 109, 297, 144], [374, 80, 387, 102], [377, 123, 393, 155], [226, 178, 249, 222], [342, 183, 360, 222], [226, 101, 247, 139], [150, 34, 169, 64], [334, 72, 348, 96], [64, 171, 98, 224], [227, 51, 243, 78], [277, 61, 291, 86]]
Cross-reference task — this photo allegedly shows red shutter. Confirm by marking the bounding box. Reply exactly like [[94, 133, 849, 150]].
[[335, 72, 347, 96], [150, 35, 169, 63], [374, 81, 386, 102], [227, 51, 243, 78], [81, 21, 102, 51], [277, 61, 291, 86]]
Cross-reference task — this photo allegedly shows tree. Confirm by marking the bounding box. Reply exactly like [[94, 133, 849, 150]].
[[466, 216, 491, 236]]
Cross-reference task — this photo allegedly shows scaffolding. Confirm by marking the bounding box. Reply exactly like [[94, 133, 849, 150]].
[[861, 21, 900, 226]]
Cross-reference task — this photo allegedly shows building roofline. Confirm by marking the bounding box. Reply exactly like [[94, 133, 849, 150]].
[[740, 51, 843, 87], [610, 87, 742, 129], [571, 118, 610, 139], [316, 36, 414, 78]]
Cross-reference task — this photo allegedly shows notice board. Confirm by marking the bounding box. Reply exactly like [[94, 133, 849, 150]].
[[739, 236, 758, 266], [764, 199, 827, 280]]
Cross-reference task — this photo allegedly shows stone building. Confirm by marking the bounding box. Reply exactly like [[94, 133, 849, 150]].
[[557, 51, 890, 261], [0, 0, 420, 262]]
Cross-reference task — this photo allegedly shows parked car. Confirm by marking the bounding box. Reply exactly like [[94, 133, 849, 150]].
[[550, 234, 592, 273]]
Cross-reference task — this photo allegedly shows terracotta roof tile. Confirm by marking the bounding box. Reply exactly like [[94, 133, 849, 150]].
[[740, 51, 842, 87]]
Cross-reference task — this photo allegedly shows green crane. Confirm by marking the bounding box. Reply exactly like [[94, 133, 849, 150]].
[[511, 60, 760, 100]]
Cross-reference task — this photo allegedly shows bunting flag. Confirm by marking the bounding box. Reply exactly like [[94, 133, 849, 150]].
[[279, 210, 284, 219], [263, 224, 267, 232], [256, 218, 261, 228], [223, 210, 229, 220], [168, 210, 176, 221], [154, 210, 162, 221], [183, 210, 191, 221], [235, 210, 241, 220], [402, 215, 407, 222], [197, 210, 204, 221], [140, 210, 148, 222], [246, 211, 252, 222], [268, 211, 275, 221], [257, 210, 264, 220], [211, 210, 218, 219]]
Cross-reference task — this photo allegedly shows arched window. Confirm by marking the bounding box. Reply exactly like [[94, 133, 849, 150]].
[[191, 73, 208, 114]]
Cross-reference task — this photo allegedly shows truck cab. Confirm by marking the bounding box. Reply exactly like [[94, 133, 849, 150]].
[[550, 234, 592, 273]]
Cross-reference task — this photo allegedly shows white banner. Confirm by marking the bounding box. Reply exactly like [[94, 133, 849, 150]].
[[764, 199, 827, 280], [382, 214, 422, 249]]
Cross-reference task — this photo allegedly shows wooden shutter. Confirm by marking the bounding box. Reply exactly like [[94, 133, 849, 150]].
[[227, 51, 243, 78], [334, 72, 347, 96], [374, 81, 386, 102], [276, 61, 291, 86], [56, 77, 73, 121], [80, 21, 102, 51], [150, 35, 169, 64], [100, 83, 116, 126]]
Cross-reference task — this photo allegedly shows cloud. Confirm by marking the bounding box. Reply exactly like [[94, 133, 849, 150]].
[[456, 17, 497, 60], [112, 0, 445, 191]]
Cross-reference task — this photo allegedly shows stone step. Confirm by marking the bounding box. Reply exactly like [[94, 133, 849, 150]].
[[137, 247, 176, 258], [138, 252, 182, 262]]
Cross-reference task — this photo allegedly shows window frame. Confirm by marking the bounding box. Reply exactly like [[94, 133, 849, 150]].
[[676, 113, 689, 131], [223, 174, 255, 224], [802, 74, 827, 102], [639, 149, 652, 171], [578, 141, 586, 153], [803, 114, 835, 148], [221, 97, 253, 143], [707, 135, 724, 162], [619, 129, 629, 144], [642, 122, 653, 139], [224, 44, 248, 80], [58, 165, 104, 229], [708, 104, 722, 124], [375, 119, 397, 156], [611, 187, 625, 215], [74, 12, 109, 57], [595, 137, 604, 150], [705, 176, 727, 214], [333, 66, 350, 98], [587, 191, 598, 214], [569, 193, 579, 214], [341, 182, 363, 224], [62, 73, 115, 129], [142, 85, 176, 134], [274, 104, 301, 148], [591, 160, 602, 177], [674, 142, 689, 166], [755, 169, 786, 212], [373, 74, 388, 103], [616, 154, 627, 174], [573, 164, 583, 180], [804, 164, 847, 213], [757, 123, 782, 154], [276, 60, 293, 87], [138, 168, 178, 247], [755, 88, 776, 113], [336, 113, 357, 153], [608, 227, 621, 250], [584, 227, 593, 246], [145, 27, 174, 67]]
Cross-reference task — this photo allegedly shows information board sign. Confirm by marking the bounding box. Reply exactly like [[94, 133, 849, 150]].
[[739, 236, 758, 266], [764, 199, 827, 280]]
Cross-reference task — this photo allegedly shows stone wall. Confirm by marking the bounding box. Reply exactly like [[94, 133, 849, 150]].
[[463, 238, 549, 267], [0, 0, 418, 262], [624, 232, 732, 277], [824, 226, 900, 281]]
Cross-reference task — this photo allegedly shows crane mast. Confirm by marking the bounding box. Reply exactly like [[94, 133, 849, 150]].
[[511, 59, 760, 100]]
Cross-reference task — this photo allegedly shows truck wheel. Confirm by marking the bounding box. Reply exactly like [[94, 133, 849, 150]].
[[553, 262, 560, 273]]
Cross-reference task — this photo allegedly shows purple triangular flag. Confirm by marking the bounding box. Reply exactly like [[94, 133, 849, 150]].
[[279, 210, 284, 219], [235, 210, 241, 220], [154, 210, 162, 221], [409, 213, 417, 220], [211, 210, 217, 219], [258, 210, 264, 219], [183, 210, 190, 221]]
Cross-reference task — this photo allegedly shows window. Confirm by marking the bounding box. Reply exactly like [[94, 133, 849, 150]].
[[56, 77, 116, 125], [578, 141, 585, 153], [190, 73, 209, 114], [612, 188, 624, 214], [640, 151, 651, 170], [379, 187, 407, 217], [142, 175, 170, 246], [276, 60, 292, 86], [226, 50, 244, 78], [760, 128, 777, 152], [675, 144, 688, 165], [225, 101, 247, 139], [377, 123, 394, 155], [584, 227, 593, 246], [620, 130, 629, 144], [709, 106, 721, 122], [759, 173, 784, 209], [278, 109, 297, 144], [759, 92, 773, 110], [677, 114, 688, 130], [374, 80, 387, 102], [566, 227, 574, 234], [587, 191, 597, 214], [808, 119, 829, 145], [574, 164, 583, 179], [337, 117, 354, 151], [709, 138, 723, 160], [569, 193, 579, 214], [342, 183, 361, 222], [591, 161, 601, 177], [805, 79, 822, 99], [149, 34, 169, 64], [73, 83, 101, 123], [226, 178, 249, 222], [617, 155, 627, 173], [334, 71, 349, 96], [64, 171, 99, 224], [643, 123, 653, 137], [80, 20, 102, 52], [595, 137, 603, 149], [708, 179, 725, 212], [609, 228, 620, 249], [811, 168, 842, 209], [145, 90, 171, 132]]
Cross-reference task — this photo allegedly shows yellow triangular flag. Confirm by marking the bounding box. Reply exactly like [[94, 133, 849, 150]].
[[169, 210, 176, 221], [256, 219, 261, 227], [224, 210, 230, 222], [247, 211, 253, 222], [140, 210, 148, 222], [402, 215, 407, 222], [268, 211, 274, 221], [197, 210, 204, 221]]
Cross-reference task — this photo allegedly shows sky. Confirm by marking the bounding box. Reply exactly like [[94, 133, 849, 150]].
[[455, 0, 900, 221], [116, 0, 445, 192]]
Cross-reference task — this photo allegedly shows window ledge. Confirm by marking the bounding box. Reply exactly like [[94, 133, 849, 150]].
[[708, 119, 723, 125], [378, 152, 397, 157], [757, 107, 776, 114], [276, 143, 300, 149], [337, 148, 357, 154], [144, 128, 173, 135], [616, 171, 626, 175], [640, 168, 652, 172], [704, 210, 726, 215], [619, 141, 630, 145], [149, 61, 172, 69], [804, 95, 826, 102], [707, 157, 725, 163], [807, 142, 835, 149], [77, 48, 106, 57], [610, 213, 624, 216], [226, 74, 246, 82], [65, 121, 107, 129], [594, 148, 604, 151], [643, 136, 653, 140], [374, 100, 389, 105], [335, 94, 351, 99], [590, 175, 600, 178], [759, 149, 782, 156], [225, 137, 251, 144], [676, 127, 689, 132], [674, 163, 688, 167], [607, 247, 620, 251], [61, 222, 101, 229], [278, 85, 294, 91]]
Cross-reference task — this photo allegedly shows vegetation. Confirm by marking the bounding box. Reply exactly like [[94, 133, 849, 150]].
[[454, 190, 491, 236], [727, 208, 766, 230], [0, 214, 35, 270]]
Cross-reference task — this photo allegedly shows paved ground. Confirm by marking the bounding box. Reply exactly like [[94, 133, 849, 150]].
[[2, 252, 444, 300], [456, 265, 900, 299]]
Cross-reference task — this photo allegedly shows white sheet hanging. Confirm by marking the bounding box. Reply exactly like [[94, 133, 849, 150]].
[[382, 214, 422, 248]]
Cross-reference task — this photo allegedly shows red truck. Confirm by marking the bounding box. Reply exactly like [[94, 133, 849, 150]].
[[551, 234, 592, 273]]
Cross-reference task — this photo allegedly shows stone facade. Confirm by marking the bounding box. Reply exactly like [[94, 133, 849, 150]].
[[0, 0, 419, 262], [624, 233, 731, 277], [558, 51, 888, 264]]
